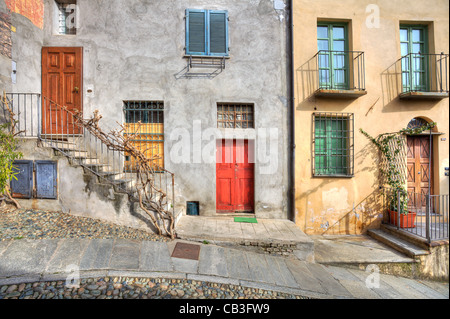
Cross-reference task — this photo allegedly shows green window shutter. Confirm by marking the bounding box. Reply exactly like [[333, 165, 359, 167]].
[[186, 10, 207, 55], [209, 11, 228, 55]]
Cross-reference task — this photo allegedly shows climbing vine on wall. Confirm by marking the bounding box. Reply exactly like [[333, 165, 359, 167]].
[[360, 121, 436, 214]]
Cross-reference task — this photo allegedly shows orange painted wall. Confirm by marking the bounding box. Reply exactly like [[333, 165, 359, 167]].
[[5, 0, 44, 29]]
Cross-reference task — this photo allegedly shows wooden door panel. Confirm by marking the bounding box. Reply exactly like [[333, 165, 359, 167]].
[[42, 47, 82, 135], [407, 135, 433, 212], [216, 140, 254, 213]]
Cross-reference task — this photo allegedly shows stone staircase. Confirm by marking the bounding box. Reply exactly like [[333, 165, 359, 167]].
[[367, 225, 448, 281]]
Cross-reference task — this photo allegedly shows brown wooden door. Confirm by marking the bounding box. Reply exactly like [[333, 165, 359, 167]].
[[42, 47, 83, 135], [216, 140, 255, 213], [407, 135, 433, 211]]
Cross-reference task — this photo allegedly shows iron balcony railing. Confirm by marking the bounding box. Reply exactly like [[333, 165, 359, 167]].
[[1, 92, 176, 230], [313, 50, 366, 92], [382, 187, 449, 242], [400, 53, 449, 94], [0, 93, 41, 137]]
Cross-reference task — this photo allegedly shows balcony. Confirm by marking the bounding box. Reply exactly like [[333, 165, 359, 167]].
[[399, 53, 449, 100], [312, 50, 367, 98]]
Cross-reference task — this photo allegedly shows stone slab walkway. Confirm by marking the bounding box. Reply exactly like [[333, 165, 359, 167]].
[[312, 235, 416, 264], [177, 216, 312, 244], [0, 238, 448, 299]]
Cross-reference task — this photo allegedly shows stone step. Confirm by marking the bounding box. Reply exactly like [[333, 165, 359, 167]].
[[367, 229, 430, 258]]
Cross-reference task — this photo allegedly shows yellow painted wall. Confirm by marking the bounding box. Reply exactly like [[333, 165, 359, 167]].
[[293, 0, 449, 235]]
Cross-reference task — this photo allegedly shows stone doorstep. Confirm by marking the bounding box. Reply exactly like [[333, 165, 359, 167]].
[[367, 229, 430, 258]]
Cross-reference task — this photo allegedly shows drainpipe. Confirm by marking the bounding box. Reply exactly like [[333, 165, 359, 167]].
[[288, 0, 296, 223]]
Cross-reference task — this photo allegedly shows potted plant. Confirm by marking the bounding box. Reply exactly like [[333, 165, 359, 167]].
[[387, 186, 416, 229], [361, 121, 436, 229]]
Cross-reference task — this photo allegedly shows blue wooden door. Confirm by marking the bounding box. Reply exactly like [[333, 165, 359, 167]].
[[10, 161, 33, 199], [35, 161, 58, 199]]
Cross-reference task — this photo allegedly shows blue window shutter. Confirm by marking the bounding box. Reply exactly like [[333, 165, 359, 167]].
[[35, 161, 58, 199], [186, 9, 207, 55], [10, 161, 33, 199], [209, 11, 228, 56]]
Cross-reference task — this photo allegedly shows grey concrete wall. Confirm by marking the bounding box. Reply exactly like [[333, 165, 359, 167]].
[[6, 0, 290, 220], [0, 0, 44, 93], [0, 0, 12, 91], [15, 138, 166, 233]]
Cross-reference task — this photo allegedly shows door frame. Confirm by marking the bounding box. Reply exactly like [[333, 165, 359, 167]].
[[41, 46, 83, 136], [216, 139, 255, 214], [406, 133, 435, 213]]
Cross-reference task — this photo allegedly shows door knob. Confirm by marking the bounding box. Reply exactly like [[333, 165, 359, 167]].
[[74, 87, 79, 93]]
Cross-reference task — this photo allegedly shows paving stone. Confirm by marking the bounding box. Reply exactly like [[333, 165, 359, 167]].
[[224, 249, 252, 281], [109, 240, 140, 270], [46, 239, 90, 274], [286, 259, 326, 294], [79, 239, 114, 270], [305, 263, 352, 298], [140, 241, 173, 272], [264, 256, 300, 289], [198, 245, 228, 278], [0, 240, 59, 278], [245, 252, 275, 284]]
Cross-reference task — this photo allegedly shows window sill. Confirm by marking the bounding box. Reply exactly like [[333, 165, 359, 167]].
[[399, 91, 449, 100], [184, 55, 230, 59], [313, 174, 355, 179], [314, 89, 367, 99]]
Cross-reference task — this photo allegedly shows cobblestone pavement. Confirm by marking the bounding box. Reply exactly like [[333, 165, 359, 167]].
[[0, 208, 308, 299], [0, 208, 448, 300], [0, 277, 307, 300]]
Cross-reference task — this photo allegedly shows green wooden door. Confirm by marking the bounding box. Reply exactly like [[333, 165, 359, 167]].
[[317, 23, 349, 90], [400, 25, 428, 92]]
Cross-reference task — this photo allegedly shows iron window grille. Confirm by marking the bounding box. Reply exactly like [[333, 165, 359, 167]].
[[217, 103, 254, 129], [312, 112, 354, 177], [57, 1, 77, 35], [123, 101, 165, 171]]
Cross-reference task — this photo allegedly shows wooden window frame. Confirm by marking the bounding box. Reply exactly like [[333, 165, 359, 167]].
[[317, 22, 350, 90], [186, 9, 229, 57], [217, 103, 255, 129]]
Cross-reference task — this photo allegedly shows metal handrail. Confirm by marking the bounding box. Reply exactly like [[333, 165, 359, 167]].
[[1, 92, 176, 220], [399, 52, 449, 93], [42, 96, 175, 200], [0, 93, 41, 138], [313, 50, 366, 91], [382, 187, 449, 242]]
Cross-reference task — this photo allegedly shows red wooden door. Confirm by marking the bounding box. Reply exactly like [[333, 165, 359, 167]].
[[216, 140, 254, 213], [407, 135, 433, 211], [42, 47, 83, 135]]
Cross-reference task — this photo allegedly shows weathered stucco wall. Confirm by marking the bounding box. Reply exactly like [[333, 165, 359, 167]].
[[2, 0, 290, 220], [293, 0, 449, 234]]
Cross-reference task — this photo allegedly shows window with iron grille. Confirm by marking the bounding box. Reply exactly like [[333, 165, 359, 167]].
[[56, 0, 77, 35], [123, 101, 164, 171], [312, 113, 354, 177], [217, 103, 254, 129]]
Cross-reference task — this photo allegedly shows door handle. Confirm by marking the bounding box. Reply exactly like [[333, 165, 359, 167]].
[[74, 87, 79, 93]]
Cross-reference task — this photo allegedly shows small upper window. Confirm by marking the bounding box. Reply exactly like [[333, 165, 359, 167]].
[[217, 103, 254, 129], [186, 9, 229, 56], [56, 0, 77, 35]]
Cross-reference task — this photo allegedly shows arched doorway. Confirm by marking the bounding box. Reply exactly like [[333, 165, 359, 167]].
[[406, 117, 435, 212]]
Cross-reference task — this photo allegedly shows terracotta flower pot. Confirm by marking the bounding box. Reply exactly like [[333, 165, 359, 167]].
[[388, 210, 417, 228]]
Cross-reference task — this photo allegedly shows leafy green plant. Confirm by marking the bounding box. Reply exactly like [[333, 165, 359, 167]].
[[360, 122, 436, 215], [0, 122, 23, 203]]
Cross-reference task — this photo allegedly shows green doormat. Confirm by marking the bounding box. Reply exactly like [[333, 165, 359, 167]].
[[234, 217, 258, 224]]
